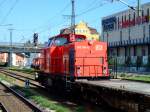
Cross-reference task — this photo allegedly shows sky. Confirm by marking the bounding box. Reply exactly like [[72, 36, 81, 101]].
[[0, 0, 149, 43]]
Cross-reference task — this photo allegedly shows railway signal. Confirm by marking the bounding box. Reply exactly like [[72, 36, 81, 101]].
[[33, 33, 38, 46]]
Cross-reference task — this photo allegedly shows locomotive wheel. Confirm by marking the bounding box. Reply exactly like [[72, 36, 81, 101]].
[[47, 78, 53, 87]]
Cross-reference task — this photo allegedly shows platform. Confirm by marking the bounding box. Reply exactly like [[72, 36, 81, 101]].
[[76, 79, 150, 95]]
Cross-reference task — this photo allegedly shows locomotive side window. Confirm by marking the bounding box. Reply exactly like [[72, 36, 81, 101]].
[[53, 37, 68, 46]]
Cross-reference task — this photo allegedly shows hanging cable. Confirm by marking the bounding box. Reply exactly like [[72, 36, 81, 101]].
[[0, 0, 19, 24], [33, 2, 70, 31], [77, 2, 107, 17]]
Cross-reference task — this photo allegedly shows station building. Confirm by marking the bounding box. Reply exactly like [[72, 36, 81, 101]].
[[102, 2, 150, 66]]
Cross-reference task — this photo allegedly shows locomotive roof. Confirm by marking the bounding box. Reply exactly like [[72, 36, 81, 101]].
[[50, 34, 87, 39]]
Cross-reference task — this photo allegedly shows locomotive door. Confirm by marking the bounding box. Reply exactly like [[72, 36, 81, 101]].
[[69, 49, 75, 80]]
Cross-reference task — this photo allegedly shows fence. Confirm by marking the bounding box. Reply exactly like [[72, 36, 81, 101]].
[[108, 56, 150, 73]]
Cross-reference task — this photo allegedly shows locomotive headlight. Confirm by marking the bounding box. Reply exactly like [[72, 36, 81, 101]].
[[77, 66, 81, 76], [103, 67, 107, 74], [88, 40, 94, 45]]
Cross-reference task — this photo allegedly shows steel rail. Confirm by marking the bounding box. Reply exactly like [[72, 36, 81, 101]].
[[1, 69, 35, 81], [0, 70, 44, 89], [0, 102, 8, 112], [0, 81, 43, 112]]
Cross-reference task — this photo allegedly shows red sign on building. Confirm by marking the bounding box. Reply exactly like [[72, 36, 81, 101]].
[[120, 15, 149, 28]]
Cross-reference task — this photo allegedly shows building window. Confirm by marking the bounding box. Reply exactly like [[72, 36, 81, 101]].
[[133, 12, 135, 24], [129, 14, 131, 27], [128, 28, 131, 40], [106, 32, 109, 43], [147, 8, 149, 22], [142, 10, 144, 16], [149, 25, 150, 38], [120, 31, 122, 42], [142, 48, 146, 56], [118, 17, 119, 29], [147, 8, 149, 16], [114, 20, 117, 30], [129, 14, 131, 21], [124, 15, 126, 21], [102, 33, 104, 41], [133, 46, 136, 56], [143, 26, 146, 38]]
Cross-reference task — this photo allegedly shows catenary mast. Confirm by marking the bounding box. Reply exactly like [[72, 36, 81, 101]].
[[71, 0, 75, 34]]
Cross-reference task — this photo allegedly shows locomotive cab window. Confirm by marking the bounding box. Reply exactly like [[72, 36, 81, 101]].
[[76, 37, 85, 42], [53, 37, 68, 46]]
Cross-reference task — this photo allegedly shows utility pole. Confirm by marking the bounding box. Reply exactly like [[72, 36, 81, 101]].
[[71, 0, 75, 34], [63, 0, 76, 34], [8, 28, 14, 67]]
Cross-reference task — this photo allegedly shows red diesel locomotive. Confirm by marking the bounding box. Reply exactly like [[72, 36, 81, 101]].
[[33, 34, 109, 87]]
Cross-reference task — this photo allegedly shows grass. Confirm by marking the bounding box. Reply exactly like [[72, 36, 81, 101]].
[[8, 66, 35, 75], [14, 86, 72, 112], [119, 73, 150, 82], [0, 73, 16, 83], [125, 75, 150, 82], [0, 73, 86, 112]]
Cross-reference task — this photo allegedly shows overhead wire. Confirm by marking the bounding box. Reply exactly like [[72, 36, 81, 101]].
[[31, 0, 107, 42], [20, 1, 71, 42], [0, 0, 19, 24], [33, 2, 70, 31], [77, 1, 109, 17], [21, 1, 71, 43], [79, 0, 99, 13]]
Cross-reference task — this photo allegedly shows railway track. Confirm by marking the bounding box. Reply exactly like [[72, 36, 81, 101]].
[[0, 69, 44, 89], [0, 102, 7, 112], [0, 80, 43, 112], [0, 68, 35, 81], [2, 68, 150, 112], [0, 70, 120, 112], [0, 68, 122, 112]]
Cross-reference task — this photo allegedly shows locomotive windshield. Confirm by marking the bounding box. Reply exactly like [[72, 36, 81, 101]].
[[53, 37, 68, 46], [76, 37, 85, 42], [47, 37, 67, 46], [47, 35, 85, 47]]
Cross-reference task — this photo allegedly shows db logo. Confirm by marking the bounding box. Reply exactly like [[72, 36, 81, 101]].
[[95, 45, 103, 51]]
